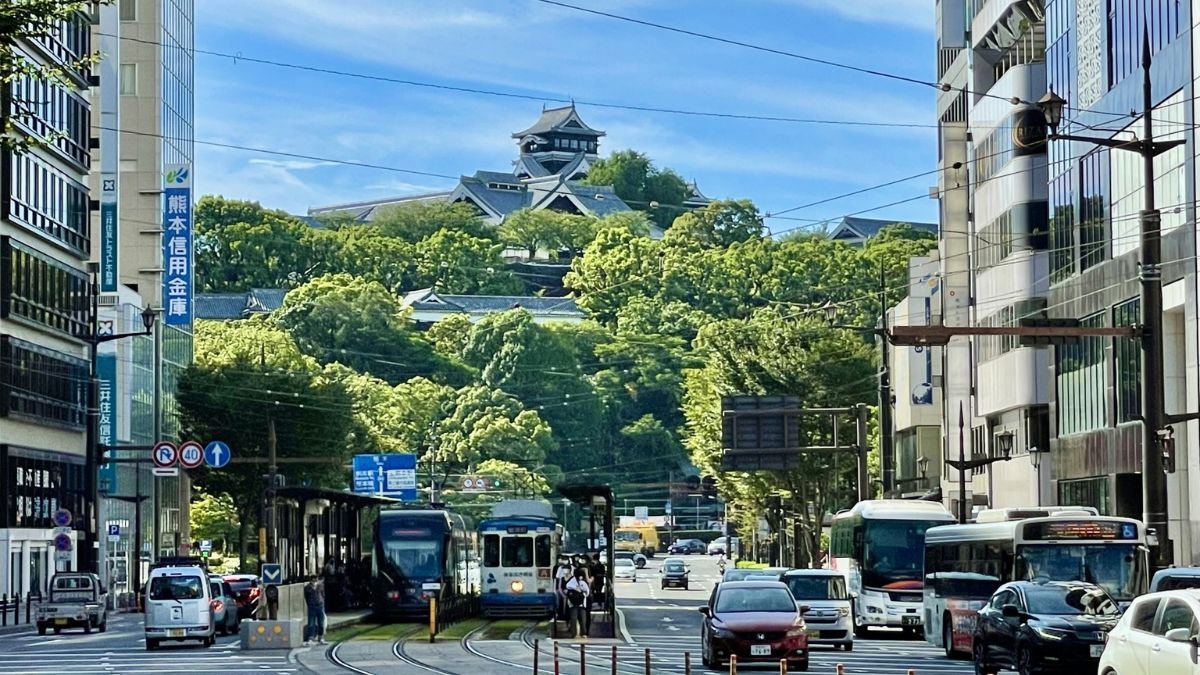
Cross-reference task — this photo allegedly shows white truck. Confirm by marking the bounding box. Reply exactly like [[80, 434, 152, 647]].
[[35, 572, 108, 635]]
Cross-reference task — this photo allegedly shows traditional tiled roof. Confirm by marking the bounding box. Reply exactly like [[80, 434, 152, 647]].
[[563, 182, 632, 216], [514, 155, 551, 178], [512, 104, 604, 139], [830, 216, 938, 242], [194, 294, 252, 320], [401, 288, 585, 318]]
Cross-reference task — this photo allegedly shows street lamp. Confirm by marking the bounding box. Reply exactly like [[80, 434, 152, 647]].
[[917, 455, 930, 488], [1037, 28, 1187, 569], [1029, 446, 1046, 507], [945, 405, 1014, 523]]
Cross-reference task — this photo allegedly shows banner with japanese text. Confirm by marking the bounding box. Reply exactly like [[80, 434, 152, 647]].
[[162, 164, 192, 325], [97, 353, 117, 494]]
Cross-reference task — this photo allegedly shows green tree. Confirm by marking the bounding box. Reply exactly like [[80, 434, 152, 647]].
[[413, 230, 524, 294], [426, 314, 475, 360], [194, 196, 315, 292], [861, 224, 938, 308], [498, 209, 594, 260], [273, 273, 470, 385], [432, 385, 556, 481], [582, 150, 689, 227], [1, 2, 100, 154], [565, 228, 665, 324], [190, 489, 240, 554], [372, 201, 495, 243], [306, 225, 415, 293], [665, 199, 764, 248]]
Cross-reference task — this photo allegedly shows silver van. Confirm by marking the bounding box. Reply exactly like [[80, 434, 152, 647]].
[[1150, 566, 1200, 592], [780, 569, 854, 651], [144, 564, 215, 650]]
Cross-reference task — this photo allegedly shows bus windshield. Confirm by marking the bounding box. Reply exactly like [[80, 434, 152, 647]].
[[863, 519, 939, 588], [1015, 544, 1145, 600], [615, 530, 641, 542]]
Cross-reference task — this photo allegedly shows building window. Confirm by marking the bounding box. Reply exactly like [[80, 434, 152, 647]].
[[0, 237, 89, 338], [3, 150, 90, 256], [977, 298, 1048, 363], [1108, 0, 1181, 88], [1049, 172, 1075, 282], [1079, 149, 1109, 271], [1114, 298, 1141, 423], [0, 336, 87, 429], [2, 446, 86, 529], [119, 0, 137, 21], [7, 62, 90, 169], [119, 63, 137, 95], [1058, 476, 1110, 514], [1056, 313, 1107, 436], [975, 202, 1050, 271]]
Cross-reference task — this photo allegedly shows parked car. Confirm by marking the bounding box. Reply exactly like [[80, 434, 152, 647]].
[[661, 559, 690, 590], [708, 537, 729, 555], [1100, 589, 1200, 675], [1151, 567, 1200, 592], [668, 539, 707, 555], [35, 572, 107, 635], [614, 557, 638, 582], [972, 581, 1119, 675], [144, 563, 215, 650], [614, 550, 647, 569], [208, 575, 240, 636], [699, 580, 809, 670], [223, 574, 262, 619], [781, 569, 853, 651]]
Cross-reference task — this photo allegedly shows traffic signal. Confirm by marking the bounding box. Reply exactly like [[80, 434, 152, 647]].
[[701, 475, 717, 498], [1160, 430, 1177, 473], [1018, 317, 1083, 346]]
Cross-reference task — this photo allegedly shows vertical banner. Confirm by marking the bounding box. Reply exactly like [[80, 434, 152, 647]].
[[97, 353, 117, 494], [98, 3, 120, 292], [100, 177, 118, 291], [908, 257, 940, 405], [162, 164, 192, 325]]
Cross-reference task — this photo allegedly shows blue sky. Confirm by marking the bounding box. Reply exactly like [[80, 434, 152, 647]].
[[194, 0, 938, 234]]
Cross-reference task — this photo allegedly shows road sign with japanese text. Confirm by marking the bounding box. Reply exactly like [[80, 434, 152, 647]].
[[162, 164, 192, 325], [97, 353, 117, 494]]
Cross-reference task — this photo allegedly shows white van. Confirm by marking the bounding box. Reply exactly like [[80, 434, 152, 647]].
[[780, 569, 854, 651], [144, 563, 215, 650]]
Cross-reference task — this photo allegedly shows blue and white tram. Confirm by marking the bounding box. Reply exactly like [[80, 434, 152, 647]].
[[478, 500, 562, 618]]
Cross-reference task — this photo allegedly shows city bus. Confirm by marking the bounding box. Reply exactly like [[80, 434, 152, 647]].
[[478, 500, 563, 618], [923, 509, 1148, 658], [828, 500, 957, 637]]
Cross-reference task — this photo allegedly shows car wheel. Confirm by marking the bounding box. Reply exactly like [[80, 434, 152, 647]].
[[973, 637, 995, 675], [36, 623, 46, 636], [853, 621, 869, 639], [683, 583, 689, 590], [53, 627, 61, 635], [1017, 645, 1036, 675], [146, 639, 159, 651], [844, 642, 853, 652], [789, 658, 808, 672], [98, 620, 107, 633], [700, 640, 711, 667], [84, 620, 92, 634], [943, 620, 956, 659]]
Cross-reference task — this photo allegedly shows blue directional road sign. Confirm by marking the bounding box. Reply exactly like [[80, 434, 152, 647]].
[[352, 454, 417, 500], [204, 441, 231, 469], [261, 563, 283, 586]]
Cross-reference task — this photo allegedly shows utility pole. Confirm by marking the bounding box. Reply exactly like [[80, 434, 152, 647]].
[[266, 417, 278, 565], [856, 404, 870, 502], [878, 265, 894, 495]]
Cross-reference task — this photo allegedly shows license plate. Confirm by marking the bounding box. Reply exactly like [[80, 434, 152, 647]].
[[168, 629, 185, 638], [54, 619, 67, 625], [1090, 645, 1104, 658], [806, 629, 819, 638], [902, 615, 921, 626], [750, 645, 771, 656]]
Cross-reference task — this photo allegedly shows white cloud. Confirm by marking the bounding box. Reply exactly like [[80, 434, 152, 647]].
[[778, 0, 932, 31], [248, 159, 339, 171]]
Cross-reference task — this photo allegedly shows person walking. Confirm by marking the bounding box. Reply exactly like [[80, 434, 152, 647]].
[[554, 556, 573, 620], [303, 576, 327, 646], [564, 568, 590, 639]]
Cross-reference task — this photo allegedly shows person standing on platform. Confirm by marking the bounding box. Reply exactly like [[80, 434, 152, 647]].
[[565, 567, 590, 639], [303, 576, 326, 646]]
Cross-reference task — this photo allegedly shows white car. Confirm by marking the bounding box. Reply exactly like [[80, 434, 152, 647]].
[[614, 558, 638, 582], [1099, 589, 1200, 675], [707, 537, 728, 555]]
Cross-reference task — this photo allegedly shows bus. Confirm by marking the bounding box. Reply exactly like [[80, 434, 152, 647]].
[[372, 508, 477, 619], [923, 509, 1148, 658], [478, 500, 563, 618], [828, 500, 956, 637], [614, 524, 659, 557]]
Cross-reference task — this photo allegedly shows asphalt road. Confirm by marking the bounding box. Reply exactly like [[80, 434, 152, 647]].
[[615, 554, 976, 674], [0, 613, 296, 675]]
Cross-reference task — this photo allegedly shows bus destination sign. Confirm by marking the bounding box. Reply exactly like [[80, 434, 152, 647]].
[[1025, 520, 1138, 541]]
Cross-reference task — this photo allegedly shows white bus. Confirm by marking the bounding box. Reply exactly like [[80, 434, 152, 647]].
[[923, 509, 1148, 658], [828, 500, 956, 637]]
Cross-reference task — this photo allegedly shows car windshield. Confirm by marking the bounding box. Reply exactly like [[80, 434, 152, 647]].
[[665, 563, 686, 573], [149, 575, 203, 601], [615, 531, 641, 542], [716, 588, 797, 613], [1015, 544, 1145, 600], [785, 575, 848, 600], [615, 559, 634, 568], [1023, 586, 1118, 616], [227, 579, 257, 592], [723, 569, 757, 582], [1156, 576, 1200, 591]]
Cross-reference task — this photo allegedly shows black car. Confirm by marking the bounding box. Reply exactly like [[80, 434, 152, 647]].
[[972, 581, 1119, 675], [668, 539, 707, 555], [662, 560, 690, 590]]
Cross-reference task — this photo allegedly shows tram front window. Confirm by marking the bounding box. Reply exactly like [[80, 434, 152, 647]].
[[536, 535, 552, 567], [383, 540, 442, 579], [503, 537, 534, 567]]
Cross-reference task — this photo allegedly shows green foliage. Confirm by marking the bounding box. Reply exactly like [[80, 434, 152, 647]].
[[434, 385, 556, 473], [665, 199, 764, 248], [413, 230, 524, 294], [273, 274, 471, 386], [190, 489, 240, 552], [582, 150, 689, 227], [499, 209, 597, 260], [372, 201, 495, 243], [194, 197, 315, 292]]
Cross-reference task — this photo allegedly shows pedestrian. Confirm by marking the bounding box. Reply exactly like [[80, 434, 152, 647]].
[[303, 576, 326, 646], [588, 553, 606, 633], [565, 567, 590, 639], [554, 556, 573, 619]]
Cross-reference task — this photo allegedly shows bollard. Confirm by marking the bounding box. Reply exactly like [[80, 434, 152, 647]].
[[684, 651, 691, 675], [729, 654, 738, 675], [533, 639, 540, 675], [429, 597, 438, 643], [13, 593, 19, 625], [611, 644, 617, 675], [579, 644, 586, 675], [2, 594, 7, 627], [835, 664, 845, 675], [779, 658, 787, 675], [644, 648, 651, 675], [554, 641, 561, 675]]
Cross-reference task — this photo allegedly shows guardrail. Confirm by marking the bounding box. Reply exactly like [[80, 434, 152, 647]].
[[0, 593, 42, 627]]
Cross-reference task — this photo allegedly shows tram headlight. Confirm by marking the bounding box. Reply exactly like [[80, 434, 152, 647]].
[[511, 580, 525, 593]]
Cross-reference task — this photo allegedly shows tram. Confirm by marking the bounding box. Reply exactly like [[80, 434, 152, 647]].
[[478, 500, 562, 618], [372, 508, 477, 620]]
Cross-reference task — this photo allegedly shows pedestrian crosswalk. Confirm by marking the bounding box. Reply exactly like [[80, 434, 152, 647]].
[[621, 631, 975, 674], [0, 644, 296, 674]]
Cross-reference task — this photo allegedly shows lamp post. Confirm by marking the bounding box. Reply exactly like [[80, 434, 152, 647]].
[[944, 404, 1013, 523], [1037, 27, 1183, 569], [917, 454, 930, 490], [1029, 446, 1045, 507], [84, 280, 156, 576]]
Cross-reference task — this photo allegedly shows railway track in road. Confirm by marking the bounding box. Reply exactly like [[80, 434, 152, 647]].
[[327, 620, 541, 675]]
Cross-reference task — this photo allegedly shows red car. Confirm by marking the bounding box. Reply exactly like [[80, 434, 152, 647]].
[[223, 574, 261, 619], [699, 580, 810, 671]]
